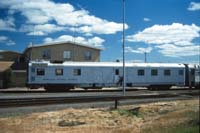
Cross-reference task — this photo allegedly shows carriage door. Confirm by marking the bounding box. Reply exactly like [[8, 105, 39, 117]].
[[114, 68, 121, 86]]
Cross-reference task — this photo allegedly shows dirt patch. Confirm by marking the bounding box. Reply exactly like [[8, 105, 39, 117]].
[[0, 99, 199, 133]]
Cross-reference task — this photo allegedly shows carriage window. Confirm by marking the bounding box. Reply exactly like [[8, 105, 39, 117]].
[[115, 69, 119, 75], [55, 69, 63, 76], [37, 68, 45, 76], [74, 69, 81, 76], [138, 69, 145, 76], [151, 69, 158, 76], [164, 69, 171, 76], [179, 70, 183, 75]]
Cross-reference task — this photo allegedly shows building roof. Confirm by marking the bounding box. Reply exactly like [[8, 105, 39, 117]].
[[0, 61, 14, 72], [24, 41, 103, 52]]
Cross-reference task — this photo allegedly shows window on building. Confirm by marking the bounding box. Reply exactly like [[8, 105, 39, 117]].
[[42, 49, 51, 59], [37, 68, 45, 76], [18, 57, 25, 63], [115, 69, 119, 75], [179, 70, 184, 75], [85, 51, 92, 61], [63, 51, 71, 60], [0, 55, 3, 59], [151, 69, 158, 76], [138, 69, 145, 76], [74, 69, 81, 76], [164, 69, 171, 76], [55, 68, 63, 76]]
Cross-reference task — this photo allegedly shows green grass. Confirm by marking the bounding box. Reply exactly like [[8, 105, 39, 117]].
[[143, 124, 199, 133], [115, 107, 143, 118], [0, 112, 26, 118], [169, 125, 199, 133]]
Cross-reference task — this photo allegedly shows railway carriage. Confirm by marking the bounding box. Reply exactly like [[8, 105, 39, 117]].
[[27, 61, 199, 91]]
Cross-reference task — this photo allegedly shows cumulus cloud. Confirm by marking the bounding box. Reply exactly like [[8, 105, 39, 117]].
[[188, 2, 200, 11], [126, 23, 200, 57], [69, 22, 128, 35], [0, 36, 15, 45], [0, 0, 128, 35], [0, 17, 15, 31], [0, 36, 8, 42], [20, 24, 66, 36], [126, 23, 200, 45], [156, 44, 199, 57], [43, 35, 105, 48], [143, 18, 151, 22], [125, 46, 152, 54]]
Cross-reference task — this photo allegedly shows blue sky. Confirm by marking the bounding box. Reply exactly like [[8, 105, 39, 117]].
[[0, 0, 199, 63]]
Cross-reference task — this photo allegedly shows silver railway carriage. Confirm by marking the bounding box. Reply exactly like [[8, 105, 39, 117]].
[[28, 61, 199, 91]]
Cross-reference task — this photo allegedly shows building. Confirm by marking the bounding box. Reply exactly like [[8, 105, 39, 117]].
[[23, 41, 102, 62], [0, 41, 102, 88], [0, 61, 13, 88], [0, 50, 21, 61]]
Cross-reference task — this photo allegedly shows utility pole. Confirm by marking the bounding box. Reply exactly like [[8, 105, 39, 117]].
[[144, 52, 147, 63], [122, 0, 126, 96]]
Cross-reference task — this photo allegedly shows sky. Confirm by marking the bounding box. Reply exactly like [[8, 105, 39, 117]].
[[0, 0, 199, 63]]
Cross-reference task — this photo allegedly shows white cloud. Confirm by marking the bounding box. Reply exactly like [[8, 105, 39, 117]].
[[143, 18, 151, 22], [43, 35, 105, 48], [43, 37, 53, 43], [73, 23, 128, 35], [188, 2, 200, 11], [156, 44, 199, 57], [87, 37, 105, 47], [126, 23, 200, 57], [126, 23, 200, 46], [20, 24, 66, 36], [0, 17, 15, 31], [0, 36, 15, 45], [0, 36, 8, 41], [27, 31, 46, 36], [125, 46, 152, 54], [0, 0, 128, 35]]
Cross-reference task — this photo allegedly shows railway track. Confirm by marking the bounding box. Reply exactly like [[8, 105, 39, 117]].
[[0, 87, 198, 93], [0, 90, 199, 108]]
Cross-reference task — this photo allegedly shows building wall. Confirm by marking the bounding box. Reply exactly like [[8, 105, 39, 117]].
[[25, 43, 100, 62], [10, 71, 26, 87]]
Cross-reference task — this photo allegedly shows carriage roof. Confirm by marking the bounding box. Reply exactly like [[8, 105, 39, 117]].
[[29, 61, 185, 68]]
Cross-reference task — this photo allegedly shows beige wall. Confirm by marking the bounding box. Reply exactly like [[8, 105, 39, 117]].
[[25, 43, 100, 62]]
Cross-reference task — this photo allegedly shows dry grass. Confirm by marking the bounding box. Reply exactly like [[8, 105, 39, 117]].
[[0, 99, 199, 133]]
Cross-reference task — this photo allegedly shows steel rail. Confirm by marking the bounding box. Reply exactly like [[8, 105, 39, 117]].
[[0, 91, 198, 108], [0, 87, 198, 93]]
